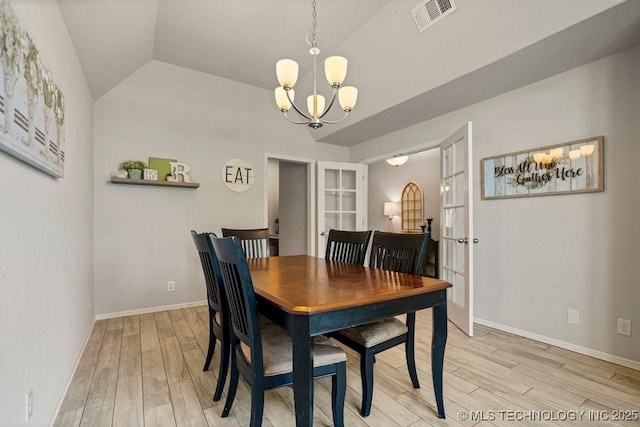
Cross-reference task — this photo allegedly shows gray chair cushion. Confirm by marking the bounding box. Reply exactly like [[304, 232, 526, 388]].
[[334, 317, 408, 347], [241, 323, 346, 376]]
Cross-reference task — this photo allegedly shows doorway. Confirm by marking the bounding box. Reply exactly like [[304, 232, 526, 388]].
[[366, 148, 441, 238], [265, 155, 315, 256], [360, 122, 475, 336]]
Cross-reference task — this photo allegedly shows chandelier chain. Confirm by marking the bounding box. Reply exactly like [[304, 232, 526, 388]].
[[310, 0, 318, 48]]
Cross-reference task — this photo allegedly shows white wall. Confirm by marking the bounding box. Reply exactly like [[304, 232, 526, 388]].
[[278, 161, 308, 256], [93, 61, 347, 315], [367, 150, 441, 238], [0, 1, 95, 425], [351, 45, 640, 363]]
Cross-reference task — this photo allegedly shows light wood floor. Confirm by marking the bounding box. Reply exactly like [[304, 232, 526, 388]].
[[54, 306, 640, 426]]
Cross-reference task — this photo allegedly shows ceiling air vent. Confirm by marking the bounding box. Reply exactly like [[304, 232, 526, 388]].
[[411, 0, 456, 33]]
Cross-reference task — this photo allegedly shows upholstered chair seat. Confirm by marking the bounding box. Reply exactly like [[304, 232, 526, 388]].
[[336, 317, 408, 347], [241, 323, 346, 376]]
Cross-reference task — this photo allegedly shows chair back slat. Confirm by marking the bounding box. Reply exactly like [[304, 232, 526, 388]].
[[221, 228, 270, 258], [191, 231, 224, 311], [369, 231, 430, 276], [325, 229, 372, 265], [211, 236, 264, 369]]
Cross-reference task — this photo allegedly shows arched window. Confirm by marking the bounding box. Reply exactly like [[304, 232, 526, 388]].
[[401, 181, 424, 232]]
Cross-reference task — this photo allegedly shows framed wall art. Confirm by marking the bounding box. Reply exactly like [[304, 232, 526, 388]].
[[0, 0, 66, 178], [481, 136, 603, 200]]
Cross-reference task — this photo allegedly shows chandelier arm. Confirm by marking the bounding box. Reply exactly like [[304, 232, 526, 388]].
[[317, 87, 338, 120], [320, 111, 351, 124], [283, 112, 311, 125], [285, 89, 312, 120]]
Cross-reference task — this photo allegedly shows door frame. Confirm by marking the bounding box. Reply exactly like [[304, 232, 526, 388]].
[[264, 154, 316, 256]]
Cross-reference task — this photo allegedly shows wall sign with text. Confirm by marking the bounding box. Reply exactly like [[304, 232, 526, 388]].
[[221, 158, 254, 192], [481, 136, 603, 200]]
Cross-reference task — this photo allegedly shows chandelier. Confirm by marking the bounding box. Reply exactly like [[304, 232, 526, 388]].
[[274, 0, 358, 129]]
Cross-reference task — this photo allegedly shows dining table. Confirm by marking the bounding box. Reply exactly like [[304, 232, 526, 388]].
[[247, 255, 451, 427]]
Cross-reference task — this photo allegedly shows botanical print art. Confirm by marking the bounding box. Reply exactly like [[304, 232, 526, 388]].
[[0, 0, 65, 177]]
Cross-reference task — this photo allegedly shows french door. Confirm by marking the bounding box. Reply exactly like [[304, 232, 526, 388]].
[[317, 161, 367, 257], [440, 122, 475, 336]]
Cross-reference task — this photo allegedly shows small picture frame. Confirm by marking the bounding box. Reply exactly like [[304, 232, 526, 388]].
[[143, 168, 158, 181]]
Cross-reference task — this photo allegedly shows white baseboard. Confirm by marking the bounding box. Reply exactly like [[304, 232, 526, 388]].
[[475, 317, 640, 371], [95, 300, 207, 320], [49, 316, 96, 427]]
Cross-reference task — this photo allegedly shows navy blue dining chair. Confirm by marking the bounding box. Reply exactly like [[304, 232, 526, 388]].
[[190, 230, 229, 402], [211, 236, 347, 427], [330, 231, 430, 417], [324, 229, 372, 265], [221, 227, 270, 258]]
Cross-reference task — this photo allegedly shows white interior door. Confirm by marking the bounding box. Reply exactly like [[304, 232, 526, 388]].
[[317, 161, 367, 257], [440, 122, 474, 336]]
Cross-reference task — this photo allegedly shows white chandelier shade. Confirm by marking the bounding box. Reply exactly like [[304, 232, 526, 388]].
[[275, 87, 294, 111], [307, 94, 325, 117], [339, 86, 358, 110], [276, 59, 299, 89], [325, 56, 348, 86]]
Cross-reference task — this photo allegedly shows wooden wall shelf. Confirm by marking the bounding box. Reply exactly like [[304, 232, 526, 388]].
[[110, 177, 200, 188]]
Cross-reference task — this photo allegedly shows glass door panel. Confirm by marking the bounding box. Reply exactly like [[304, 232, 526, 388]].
[[317, 162, 367, 257], [440, 123, 474, 336]]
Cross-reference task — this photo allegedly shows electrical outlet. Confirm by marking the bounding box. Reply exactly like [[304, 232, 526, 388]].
[[26, 389, 33, 422], [88, 296, 92, 311], [617, 318, 632, 336], [567, 309, 580, 326], [167, 281, 175, 292]]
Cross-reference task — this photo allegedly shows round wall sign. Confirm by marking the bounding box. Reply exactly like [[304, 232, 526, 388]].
[[221, 158, 255, 192]]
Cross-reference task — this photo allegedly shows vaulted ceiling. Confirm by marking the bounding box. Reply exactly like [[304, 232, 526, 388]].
[[58, 0, 640, 146]]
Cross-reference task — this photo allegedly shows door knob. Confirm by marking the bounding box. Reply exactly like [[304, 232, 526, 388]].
[[473, 238, 479, 244], [457, 237, 468, 244], [320, 231, 326, 236]]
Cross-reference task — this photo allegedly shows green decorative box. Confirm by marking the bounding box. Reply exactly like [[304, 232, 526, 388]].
[[148, 157, 177, 182]]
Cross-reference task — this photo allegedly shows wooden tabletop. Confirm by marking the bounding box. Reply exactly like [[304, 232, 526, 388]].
[[248, 255, 451, 315]]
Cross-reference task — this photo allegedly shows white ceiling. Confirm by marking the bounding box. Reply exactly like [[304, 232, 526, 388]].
[[58, 0, 640, 146]]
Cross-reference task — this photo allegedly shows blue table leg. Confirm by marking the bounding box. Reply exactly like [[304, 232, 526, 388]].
[[292, 315, 313, 426], [431, 303, 447, 418]]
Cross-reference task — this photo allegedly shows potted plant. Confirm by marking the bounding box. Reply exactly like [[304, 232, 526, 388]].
[[119, 160, 148, 179]]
